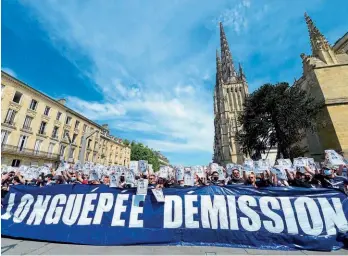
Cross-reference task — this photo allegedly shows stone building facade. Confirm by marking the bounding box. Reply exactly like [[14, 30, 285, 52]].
[[1, 71, 131, 168], [294, 13, 348, 160], [213, 23, 249, 165]]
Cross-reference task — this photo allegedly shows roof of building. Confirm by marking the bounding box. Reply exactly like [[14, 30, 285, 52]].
[[333, 32, 348, 52]]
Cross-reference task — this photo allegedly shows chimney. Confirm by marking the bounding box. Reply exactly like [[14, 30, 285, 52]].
[[57, 98, 66, 105]]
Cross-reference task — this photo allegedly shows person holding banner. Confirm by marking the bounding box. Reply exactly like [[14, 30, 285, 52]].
[[286, 166, 321, 188], [315, 166, 348, 194], [210, 171, 224, 186], [227, 168, 244, 184]]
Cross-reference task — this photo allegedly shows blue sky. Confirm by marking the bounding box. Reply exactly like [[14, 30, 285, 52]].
[[2, 0, 348, 166]]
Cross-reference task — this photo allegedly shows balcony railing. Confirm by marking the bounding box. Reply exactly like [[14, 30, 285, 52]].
[[2, 121, 16, 129], [1, 144, 60, 160], [20, 126, 33, 133]]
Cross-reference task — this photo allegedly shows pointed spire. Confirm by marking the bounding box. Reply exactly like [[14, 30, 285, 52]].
[[219, 22, 237, 83], [304, 12, 330, 54], [238, 62, 246, 81]]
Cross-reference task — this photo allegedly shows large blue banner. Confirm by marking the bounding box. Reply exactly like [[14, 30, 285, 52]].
[[1, 185, 348, 251]]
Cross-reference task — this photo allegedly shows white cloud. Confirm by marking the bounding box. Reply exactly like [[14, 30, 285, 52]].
[[2, 67, 16, 77], [174, 85, 195, 95]]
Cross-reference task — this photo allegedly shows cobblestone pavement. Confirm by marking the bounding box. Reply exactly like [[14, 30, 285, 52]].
[[1, 237, 347, 255]]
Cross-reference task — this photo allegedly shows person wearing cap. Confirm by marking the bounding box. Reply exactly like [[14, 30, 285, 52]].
[[227, 168, 244, 184], [314, 166, 348, 194]]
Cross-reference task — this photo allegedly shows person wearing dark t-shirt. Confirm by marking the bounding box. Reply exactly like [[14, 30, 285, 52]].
[[315, 167, 348, 194]]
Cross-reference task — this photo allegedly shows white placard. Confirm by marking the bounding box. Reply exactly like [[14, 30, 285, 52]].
[[158, 166, 169, 179], [254, 159, 270, 173], [325, 149, 345, 166], [138, 160, 148, 173], [137, 179, 148, 195], [271, 165, 287, 180], [109, 174, 119, 187], [151, 189, 165, 202], [148, 164, 154, 175], [184, 172, 194, 186], [89, 169, 99, 181], [125, 169, 135, 184], [217, 166, 225, 180], [226, 163, 238, 175], [276, 159, 292, 167], [175, 166, 184, 181], [129, 161, 138, 175], [194, 165, 205, 178], [293, 157, 308, 168]]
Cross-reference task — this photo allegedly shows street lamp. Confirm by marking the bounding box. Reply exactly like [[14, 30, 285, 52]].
[[78, 128, 99, 165]]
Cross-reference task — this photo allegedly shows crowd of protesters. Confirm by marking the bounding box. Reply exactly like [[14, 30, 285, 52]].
[[2, 159, 348, 200]]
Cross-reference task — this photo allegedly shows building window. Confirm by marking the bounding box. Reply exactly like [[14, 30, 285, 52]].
[[29, 99, 38, 111], [93, 153, 97, 162], [44, 106, 51, 116], [52, 126, 59, 138], [74, 120, 80, 129], [72, 133, 78, 143], [59, 145, 66, 156], [38, 121, 47, 135], [1, 130, 10, 145], [18, 135, 28, 152], [11, 159, 21, 167], [23, 116, 33, 130], [83, 124, 87, 132], [48, 143, 55, 157], [87, 139, 92, 148], [69, 148, 75, 159], [12, 91, 22, 104], [63, 130, 69, 139], [4, 109, 17, 125], [33, 139, 42, 155], [65, 116, 72, 125], [56, 112, 62, 121]]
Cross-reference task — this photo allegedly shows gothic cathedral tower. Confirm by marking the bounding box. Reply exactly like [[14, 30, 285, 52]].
[[213, 23, 249, 165]]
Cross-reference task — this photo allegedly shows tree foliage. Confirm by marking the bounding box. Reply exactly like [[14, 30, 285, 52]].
[[236, 82, 323, 159], [130, 141, 160, 172]]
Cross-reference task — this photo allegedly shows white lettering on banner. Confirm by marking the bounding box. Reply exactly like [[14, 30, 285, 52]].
[[185, 195, 199, 228], [259, 197, 284, 233], [129, 195, 145, 228], [201, 195, 228, 229], [279, 197, 299, 234], [93, 193, 114, 225], [13, 194, 34, 223], [45, 194, 67, 225], [318, 198, 348, 235], [63, 194, 84, 225], [111, 194, 129, 226], [226, 196, 239, 230], [3, 192, 347, 237], [164, 196, 182, 228], [238, 196, 261, 232], [78, 194, 98, 225], [295, 197, 323, 236], [27, 195, 52, 225], [1, 193, 16, 220]]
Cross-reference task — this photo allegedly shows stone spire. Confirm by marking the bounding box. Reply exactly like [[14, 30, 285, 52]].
[[219, 22, 237, 83], [304, 13, 337, 64], [238, 62, 246, 81], [304, 12, 330, 54]]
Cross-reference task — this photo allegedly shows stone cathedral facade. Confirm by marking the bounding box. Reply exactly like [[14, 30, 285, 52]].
[[213, 23, 248, 165], [295, 13, 348, 159]]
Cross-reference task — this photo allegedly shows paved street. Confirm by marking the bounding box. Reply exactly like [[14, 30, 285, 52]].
[[1, 237, 347, 255]]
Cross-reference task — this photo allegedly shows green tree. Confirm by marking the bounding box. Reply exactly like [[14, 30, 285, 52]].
[[123, 139, 130, 146], [236, 82, 323, 159], [130, 142, 160, 172]]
